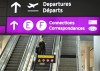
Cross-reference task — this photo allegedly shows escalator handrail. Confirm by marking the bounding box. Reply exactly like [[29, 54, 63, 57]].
[[56, 36, 63, 71], [17, 35, 37, 71], [29, 35, 41, 71], [51, 35, 62, 71], [31, 35, 42, 71], [52, 35, 57, 54], [0, 35, 20, 71], [21, 35, 39, 71], [49, 35, 57, 71]]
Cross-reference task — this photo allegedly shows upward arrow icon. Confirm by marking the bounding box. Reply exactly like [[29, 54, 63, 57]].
[[10, 21, 18, 30], [11, 2, 21, 13]]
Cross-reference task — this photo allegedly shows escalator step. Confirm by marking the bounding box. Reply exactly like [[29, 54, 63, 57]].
[[11, 53, 24, 55], [16, 44, 27, 46], [5, 70, 17, 71], [9, 58, 22, 61], [15, 46, 26, 48], [14, 47, 25, 49], [13, 48, 25, 51], [6, 64, 19, 67], [5, 67, 18, 70], [11, 54, 23, 57], [12, 50, 23, 53], [8, 61, 20, 64]]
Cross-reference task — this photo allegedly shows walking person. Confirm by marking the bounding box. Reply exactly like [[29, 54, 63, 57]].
[[39, 37, 46, 55]]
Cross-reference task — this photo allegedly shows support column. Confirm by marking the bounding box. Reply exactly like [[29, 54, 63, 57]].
[[77, 36, 82, 71], [85, 47, 90, 71], [94, 36, 100, 71]]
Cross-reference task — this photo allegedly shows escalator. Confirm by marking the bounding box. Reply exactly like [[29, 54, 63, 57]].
[[34, 35, 55, 71], [59, 35, 77, 71], [4, 35, 30, 71]]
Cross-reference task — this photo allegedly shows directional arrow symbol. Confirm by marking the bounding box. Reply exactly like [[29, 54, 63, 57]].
[[11, 2, 21, 13], [10, 21, 18, 30]]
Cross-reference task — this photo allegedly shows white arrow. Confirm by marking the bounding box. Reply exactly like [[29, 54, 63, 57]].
[[11, 2, 21, 13], [10, 21, 18, 30]]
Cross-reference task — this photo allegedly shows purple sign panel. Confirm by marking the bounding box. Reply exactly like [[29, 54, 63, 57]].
[[0, 26, 5, 34], [7, 17, 100, 34]]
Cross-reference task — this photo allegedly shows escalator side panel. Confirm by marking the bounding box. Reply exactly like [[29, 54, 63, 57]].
[[4, 35, 30, 71]]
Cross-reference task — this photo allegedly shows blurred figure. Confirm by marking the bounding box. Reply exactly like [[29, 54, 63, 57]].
[[39, 37, 46, 55], [36, 46, 41, 55]]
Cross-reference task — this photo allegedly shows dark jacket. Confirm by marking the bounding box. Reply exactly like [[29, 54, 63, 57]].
[[39, 41, 45, 51], [36, 47, 41, 54]]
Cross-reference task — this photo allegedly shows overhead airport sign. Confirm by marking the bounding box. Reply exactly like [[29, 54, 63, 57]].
[[0, 0, 100, 34], [7, 17, 100, 35], [7, 0, 100, 16]]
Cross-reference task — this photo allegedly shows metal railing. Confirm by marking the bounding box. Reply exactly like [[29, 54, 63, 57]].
[[25, 35, 41, 71], [49, 35, 57, 71], [51, 35, 62, 71], [17, 35, 36, 71], [18, 35, 41, 71], [56, 35, 62, 71], [0, 35, 20, 71], [27, 35, 41, 71]]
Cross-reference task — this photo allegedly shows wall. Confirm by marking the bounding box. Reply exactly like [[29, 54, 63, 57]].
[[80, 41, 93, 71], [0, 35, 11, 55], [0, 35, 3, 55]]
